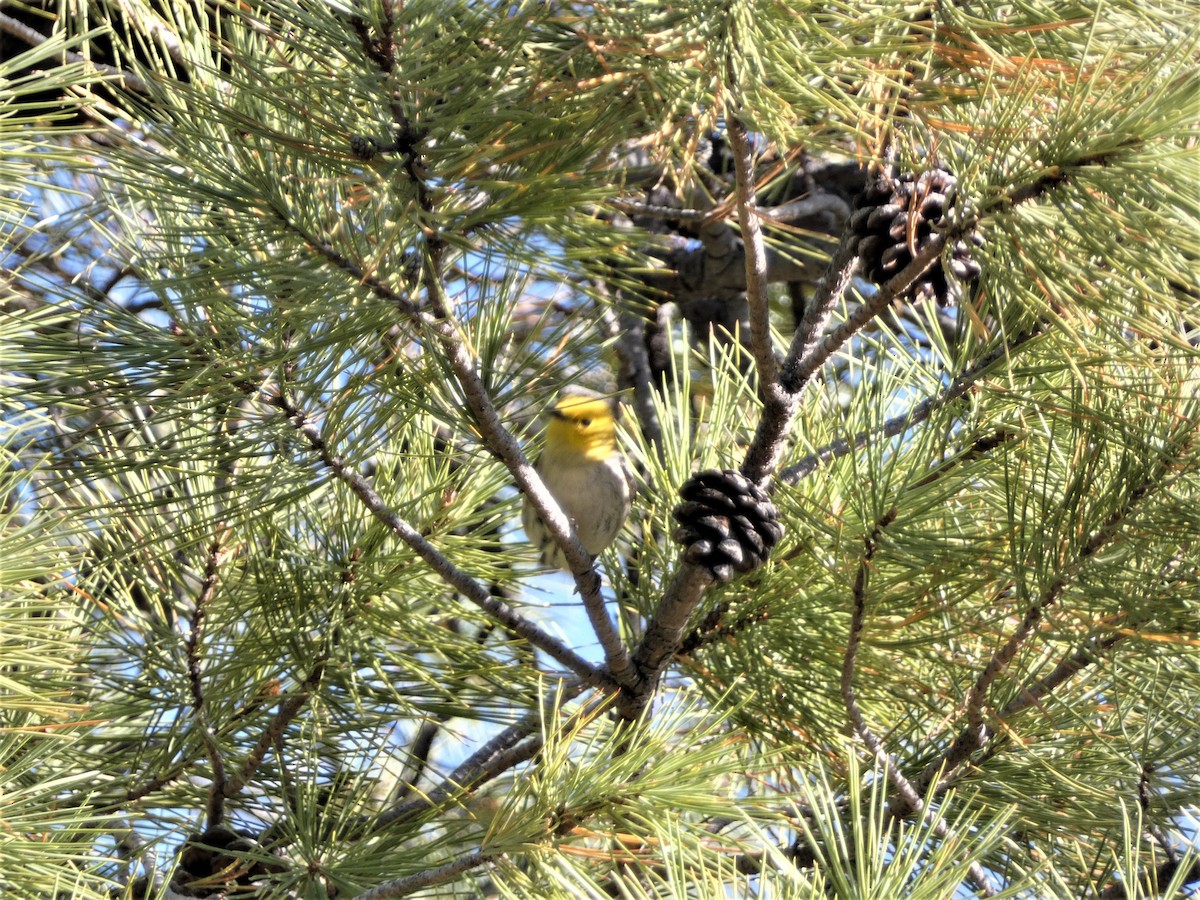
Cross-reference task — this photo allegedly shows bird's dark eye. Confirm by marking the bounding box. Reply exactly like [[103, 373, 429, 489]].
[[580, 418, 592, 427]]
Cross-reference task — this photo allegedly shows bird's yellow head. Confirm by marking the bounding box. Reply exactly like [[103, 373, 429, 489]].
[[543, 395, 618, 463]]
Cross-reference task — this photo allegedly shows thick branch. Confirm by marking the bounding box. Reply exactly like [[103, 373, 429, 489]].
[[622, 563, 715, 720]]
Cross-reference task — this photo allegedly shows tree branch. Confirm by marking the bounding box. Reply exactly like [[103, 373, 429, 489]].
[[604, 295, 663, 455], [623, 563, 715, 720], [751, 142, 1117, 488], [346, 16, 636, 685], [784, 233, 947, 394], [268, 389, 616, 690], [0, 11, 149, 93], [184, 536, 228, 827], [353, 849, 494, 900], [1097, 856, 1200, 899], [907, 439, 1190, 812], [370, 683, 596, 833], [726, 117, 782, 395], [739, 233, 859, 484], [781, 326, 1042, 484], [269, 165, 639, 690], [223, 647, 329, 798], [166, 321, 616, 691]]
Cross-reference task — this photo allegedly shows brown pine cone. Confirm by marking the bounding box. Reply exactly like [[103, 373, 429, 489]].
[[849, 166, 983, 307], [673, 470, 784, 583]]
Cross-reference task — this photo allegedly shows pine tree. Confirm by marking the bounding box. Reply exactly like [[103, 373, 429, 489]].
[[2, 1, 1198, 897]]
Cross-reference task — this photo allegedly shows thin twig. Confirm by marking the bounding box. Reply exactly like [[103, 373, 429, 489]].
[[184, 536, 228, 827], [371, 724, 530, 831], [370, 681, 594, 833], [893, 634, 1124, 819], [781, 327, 1041, 484], [433, 267, 634, 684], [108, 0, 189, 69], [1139, 763, 1180, 865], [606, 198, 710, 222], [0, 11, 150, 93], [998, 632, 1125, 721], [223, 652, 328, 797], [225, 538, 352, 799], [397, 621, 501, 796], [726, 117, 782, 395]]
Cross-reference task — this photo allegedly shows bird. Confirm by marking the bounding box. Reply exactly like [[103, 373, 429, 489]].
[[521, 391, 632, 571]]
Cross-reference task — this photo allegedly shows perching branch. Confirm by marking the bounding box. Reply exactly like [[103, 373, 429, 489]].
[[420, 262, 636, 689], [166, 320, 616, 691], [268, 388, 616, 690], [272, 94, 639, 688]]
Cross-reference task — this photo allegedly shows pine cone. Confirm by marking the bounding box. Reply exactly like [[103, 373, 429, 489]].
[[672, 470, 784, 582], [848, 166, 984, 307], [349, 134, 380, 159]]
